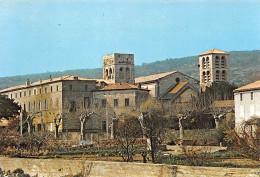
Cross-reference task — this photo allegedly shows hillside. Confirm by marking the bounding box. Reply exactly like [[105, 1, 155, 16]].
[[0, 50, 259, 90]]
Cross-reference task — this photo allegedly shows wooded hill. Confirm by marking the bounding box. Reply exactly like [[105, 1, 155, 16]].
[[0, 50, 259, 90]]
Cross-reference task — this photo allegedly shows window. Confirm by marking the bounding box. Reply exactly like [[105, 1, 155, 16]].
[[70, 101, 76, 112], [175, 77, 180, 83], [56, 85, 59, 91], [206, 57, 210, 68], [39, 88, 42, 94], [101, 99, 107, 107], [20, 92, 22, 97], [24, 91, 26, 96], [44, 99, 47, 110], [222, 70, 226, 81], [216, 70, 220, 81], [50, 123, 53, 131], [69, 85, 73, 91], [56, 98, 59, 108], [84, 97, 90, 108], [38, 101, 41, 111], [37, 124, 42, 131], [33, 89, 37, 95], [45, 87, 47, 93], [240, 93, 243, 101], [215, 56, 219, 68], [114, 99, 118, 107], [101, 120, 106, 132], [43, 123, 46, 131], [15, 93, 17, 98], [207, 71, 210, 82], [85, 85, 88, 91], [10, 94, 12, 99], [202, 57, 206, 69], [23, 103, 26, 111], [51, 86, 53, 92], [125, 98, 130, 106], [50, 99, 53, 110], [251, 92, 254, 101], [221, 56, 225, 68], [33, 101, 36, 112], [28, 102, 31, 112], [29, 90, 31, 96]]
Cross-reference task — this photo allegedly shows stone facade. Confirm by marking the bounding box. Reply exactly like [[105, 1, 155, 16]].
[[135, 71, 199, 102], [199, 49, 230, 90], [103, 53, 135, 84]]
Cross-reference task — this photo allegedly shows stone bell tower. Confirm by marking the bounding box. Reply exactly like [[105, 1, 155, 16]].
[[199, 49, 230, 90], [103, 53, 135, 84]]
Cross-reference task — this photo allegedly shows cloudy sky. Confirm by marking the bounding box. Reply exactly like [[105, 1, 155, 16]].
[[0, 0, 259, 77]]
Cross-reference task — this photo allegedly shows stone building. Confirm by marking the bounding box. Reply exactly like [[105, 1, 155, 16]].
[[0, 52, 201, 142], [135, 71, 199, 103], [103, 53, 135, 84], [199, 49, 230, 90], [234, 80, 260, 137]]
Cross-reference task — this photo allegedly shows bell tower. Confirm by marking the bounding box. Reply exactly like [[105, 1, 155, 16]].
[[103, 53, 135, 84], [199, 49, 230, 90]]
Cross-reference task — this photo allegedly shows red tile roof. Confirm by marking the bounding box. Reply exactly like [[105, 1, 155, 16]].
[[95, 83, 149, 91], [234, 80, 260, 92], [199, 49, 230, 56]]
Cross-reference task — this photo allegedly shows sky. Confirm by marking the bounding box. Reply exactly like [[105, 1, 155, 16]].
[[0, 0, 260, 77]]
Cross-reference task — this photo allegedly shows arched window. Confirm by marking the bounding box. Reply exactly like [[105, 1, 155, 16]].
[[126, 67, 130, 81], [202, 71, 206, 83], [215, 56, 219, 68], [206, 57, 210, 68], [202, 57, 206, 69], [175, 77, 180, 83], [222, 70, 226, 81], [109, 68, 112, 80], [207, 71, 210, 82], [216, 70, 220, 81], [106, 69, 109, 79], [119, 67, 124, 80], [221, 56, 225, 68]]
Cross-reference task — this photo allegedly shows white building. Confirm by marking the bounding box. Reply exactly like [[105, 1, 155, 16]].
[[234, 81, 260, 136]]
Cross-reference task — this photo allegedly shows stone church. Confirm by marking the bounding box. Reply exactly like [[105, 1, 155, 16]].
[[0, 52, 202, 142]]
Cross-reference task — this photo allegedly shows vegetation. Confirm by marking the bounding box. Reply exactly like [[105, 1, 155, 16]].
[[0, 94, 20, 119]]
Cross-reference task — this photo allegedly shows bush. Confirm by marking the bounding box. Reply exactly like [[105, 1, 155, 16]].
[[13, 168, 24, 174]]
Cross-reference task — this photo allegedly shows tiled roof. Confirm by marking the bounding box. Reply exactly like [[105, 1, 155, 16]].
[[211, 100, 234, 108], [135, 71, 177, 83], [199, 49, 230, 56], [169, 82, 187, 94], [0, 75, 96, 93], [234, 80, 260, 92], [95, 83, 149, 91]]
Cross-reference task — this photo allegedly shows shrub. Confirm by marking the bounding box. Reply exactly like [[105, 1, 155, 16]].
[[13, 168, 24, 174]]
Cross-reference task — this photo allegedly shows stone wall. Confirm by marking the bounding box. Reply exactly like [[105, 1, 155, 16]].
[[0, 157, 176, 177], [0, 157, 259, 177]]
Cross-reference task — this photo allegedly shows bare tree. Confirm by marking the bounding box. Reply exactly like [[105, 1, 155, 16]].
[[78, 109, 94, 141], [139, 99, 168, 163], [49, 113, 63, 138], [26, 112, 39, 134]]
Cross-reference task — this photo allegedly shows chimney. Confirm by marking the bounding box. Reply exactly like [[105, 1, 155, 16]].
[[138, 83, 141, 89], [26, 78, 30, 86], [39, 79, 42, 83], [49, 75, 52, 81]]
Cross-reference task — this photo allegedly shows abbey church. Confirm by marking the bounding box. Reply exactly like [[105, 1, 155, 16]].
[[0, 49, 230, 141]]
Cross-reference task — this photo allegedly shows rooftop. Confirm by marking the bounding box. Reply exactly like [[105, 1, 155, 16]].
[[0, 75, 96, 93], [135, 71, 177, 84], [95, 83, 149, 91], [234, 80, 260, 92], [199, 49, 230, 56]]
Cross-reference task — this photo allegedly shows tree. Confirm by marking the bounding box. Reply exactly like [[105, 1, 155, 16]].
[[198, 82, 237, 109], [138, 99, 168, 163], [49, 113, 63, 138], [78, 109, 94, 141], [0, 94, 20, 119], [116, 114, 142, 162]]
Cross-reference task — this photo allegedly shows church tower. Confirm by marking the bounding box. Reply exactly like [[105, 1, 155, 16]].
[[199, 49, 230, 90], [103, 53, 135, 84]]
